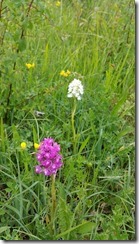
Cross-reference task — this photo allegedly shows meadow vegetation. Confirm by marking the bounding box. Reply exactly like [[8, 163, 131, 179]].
[[0, 0, 135, 240]]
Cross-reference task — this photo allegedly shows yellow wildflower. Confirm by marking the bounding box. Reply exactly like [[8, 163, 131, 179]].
[[60, 70, 71, 77], [34, 143, 40, 149], [20, 142, 27, 149], [25, 63, 35, 69], [63, 72, 68, 77], [60, 70, 65, 76], [55, 1, 61, 7]]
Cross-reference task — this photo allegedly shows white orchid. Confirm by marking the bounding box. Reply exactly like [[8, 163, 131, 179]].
[[67, 79, 84, 100]]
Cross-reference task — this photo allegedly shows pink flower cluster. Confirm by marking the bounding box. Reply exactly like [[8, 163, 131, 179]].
[[35, 138, 63, 176]]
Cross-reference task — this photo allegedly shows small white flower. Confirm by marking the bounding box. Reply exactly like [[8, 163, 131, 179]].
[[67, 79, 84, 100]]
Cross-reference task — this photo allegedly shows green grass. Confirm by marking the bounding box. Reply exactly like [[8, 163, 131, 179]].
[[0, 0, 135, 240]]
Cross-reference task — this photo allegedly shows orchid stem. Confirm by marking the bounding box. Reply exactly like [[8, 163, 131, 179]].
[[50, 174, 56, 235], [71, 98, 77, 155]]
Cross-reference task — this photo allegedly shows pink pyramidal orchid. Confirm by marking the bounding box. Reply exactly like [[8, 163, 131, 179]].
[[35, 138, 63, 176]]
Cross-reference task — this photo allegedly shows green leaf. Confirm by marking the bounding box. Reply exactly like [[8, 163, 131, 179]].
[[116, 127, 134, 140], [111, 95, 127, 115], [0, 209, 6, 215], [56, 221, 95, 239], [18, 38, 26, 52], [57, 197, 73, 233], [79, 136, 90, 154], [0, 226, 9, 234], [0, 118, 5, 152], [22, 19, 33, 30], [75, 221, 95, 234]]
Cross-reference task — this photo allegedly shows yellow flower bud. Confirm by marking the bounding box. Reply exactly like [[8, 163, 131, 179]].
[[25, 63, 35, 69], [60, 70, 65, 76], [56, 1, 61, 7], [63, 72, 68, 77], [20, 142, 27, 149], [87, 162, 92, 168], [34, 143, 40, 149]]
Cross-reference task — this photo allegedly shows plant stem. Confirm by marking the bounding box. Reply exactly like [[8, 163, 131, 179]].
[[71, 98, 77, 154], [0, 0, 3, 19], [50, 174, 56, 235], [3, 0, 34, 124]]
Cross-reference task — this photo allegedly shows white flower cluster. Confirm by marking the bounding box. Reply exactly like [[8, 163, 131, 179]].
[[67, 79, 84, 100]]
